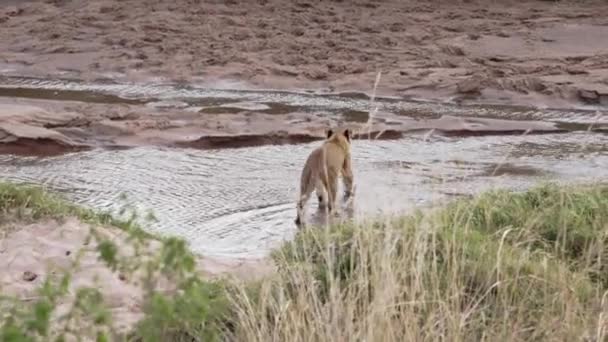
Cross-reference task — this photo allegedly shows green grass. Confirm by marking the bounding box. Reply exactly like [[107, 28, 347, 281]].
[[1, 181, 608, 341], [438, 183, 608, 285], [0, 181, 154, 240], [0, 182, 232, 341]]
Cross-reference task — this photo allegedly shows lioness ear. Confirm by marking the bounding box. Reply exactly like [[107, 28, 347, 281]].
[[344, 128, 351, 142], [326, 129, 334, 139]]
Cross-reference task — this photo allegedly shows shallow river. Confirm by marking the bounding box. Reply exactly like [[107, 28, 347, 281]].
[[0, 76, 607, 258], [1, 132, 607, 258]]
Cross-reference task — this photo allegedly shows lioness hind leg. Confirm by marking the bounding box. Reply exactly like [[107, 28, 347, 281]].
[[315, 180, 328, 209], [327, 177, 339, 215], [321, 171, 339, 215], [295, 187, 314, 226]]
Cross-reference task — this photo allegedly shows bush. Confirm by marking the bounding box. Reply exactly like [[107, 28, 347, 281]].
[[0, 182, 233, 342], [438, 183, 608, 285]]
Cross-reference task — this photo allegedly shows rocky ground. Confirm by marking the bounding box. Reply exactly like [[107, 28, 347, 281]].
[[1, 0, 608, 107]]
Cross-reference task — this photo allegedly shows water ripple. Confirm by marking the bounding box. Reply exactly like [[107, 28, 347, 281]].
[[1, 133, 607, 257], [1, 76, 605, 124]]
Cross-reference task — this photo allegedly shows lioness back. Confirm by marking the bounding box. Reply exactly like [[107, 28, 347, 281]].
[[295, 127, 355, 227]]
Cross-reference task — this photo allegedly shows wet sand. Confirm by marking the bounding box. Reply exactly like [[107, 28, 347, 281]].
[[1, 78, 606, 156], [0, 97, 572, 156], [1, 0, 608, 109]]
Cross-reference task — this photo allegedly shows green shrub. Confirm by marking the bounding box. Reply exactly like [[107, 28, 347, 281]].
[[438, 183, 608, 285], [0, 182, 233, 341]]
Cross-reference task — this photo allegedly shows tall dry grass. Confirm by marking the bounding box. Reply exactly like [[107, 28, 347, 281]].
[[2, 180, 606, 341], [245, 69, 608, 341], [227, 183, 608, 341]]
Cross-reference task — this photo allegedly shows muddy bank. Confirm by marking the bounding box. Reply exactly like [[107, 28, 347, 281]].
[[0, 96, 585, 156], [0, 137, 88, 156], [1, 0, 608, 108]]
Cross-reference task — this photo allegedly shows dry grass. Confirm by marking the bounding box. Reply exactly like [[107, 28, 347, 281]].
[[1, 180, 608, 341], [227, 183, 608, 341], [210, 68, 607, 340]]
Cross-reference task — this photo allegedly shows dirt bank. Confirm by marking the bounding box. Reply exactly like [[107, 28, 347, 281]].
[[0, 97, 576, 156], [1, 0, 608, 108], [0, 216, 273, 335]]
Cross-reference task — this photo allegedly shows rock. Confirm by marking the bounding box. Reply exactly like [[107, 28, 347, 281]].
[[428, 115, 559, 133], [219, 102, 270, 111], [0, 122, 75, 145], [22, 271, 37, 282], [145, 100, 189, 109], [89, 120, 131, 136], [488, 55, 511, 63], [440, 44, 465, 56], [566, 67, 588, 75], [3, 6, 23, 17], [0, 104, 81, 127], [456, 77, 483, 94], [578, 89, 599, 103], [303, 67, 328, 80], [499, 77, 547, 94], [527, 78, 547, 92], [0, 104, 48, 121]]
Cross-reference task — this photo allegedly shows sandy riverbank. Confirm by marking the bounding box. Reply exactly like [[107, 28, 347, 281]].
[[1, 0, 608, 108], [0, 97, 573, 156]]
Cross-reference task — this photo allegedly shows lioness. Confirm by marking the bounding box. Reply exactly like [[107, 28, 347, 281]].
[[295, 128, 354, 226]]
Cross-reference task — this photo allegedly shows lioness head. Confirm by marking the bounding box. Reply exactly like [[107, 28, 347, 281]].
[[326, 127, 351, 143]]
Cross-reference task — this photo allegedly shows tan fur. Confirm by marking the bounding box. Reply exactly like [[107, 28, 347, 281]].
[[295, 128, 354, 226]]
